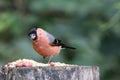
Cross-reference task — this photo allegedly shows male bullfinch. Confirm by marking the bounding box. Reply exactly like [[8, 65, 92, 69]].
[[28, 27, 75, 62]]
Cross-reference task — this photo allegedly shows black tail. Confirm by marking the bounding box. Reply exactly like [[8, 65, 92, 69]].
[[52, 39, 76, 49], [61, 45, 76, 49]]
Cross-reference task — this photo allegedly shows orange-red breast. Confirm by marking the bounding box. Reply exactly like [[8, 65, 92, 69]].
[[28, 27, 75, 62]]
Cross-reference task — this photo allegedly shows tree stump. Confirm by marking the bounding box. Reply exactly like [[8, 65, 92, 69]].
[[0, 66, 99, 80]]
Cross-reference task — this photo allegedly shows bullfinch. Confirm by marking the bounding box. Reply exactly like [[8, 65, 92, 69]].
[[28, 27, 75, 62]]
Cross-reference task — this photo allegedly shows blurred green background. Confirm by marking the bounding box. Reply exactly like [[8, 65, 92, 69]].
[[0, 0, 120, 80]]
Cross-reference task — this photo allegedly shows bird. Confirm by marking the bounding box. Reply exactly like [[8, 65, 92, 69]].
[[28, 27, 76, 62]]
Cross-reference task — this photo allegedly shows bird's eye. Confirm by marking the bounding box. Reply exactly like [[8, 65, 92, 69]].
[[30, 33, 36, 40]]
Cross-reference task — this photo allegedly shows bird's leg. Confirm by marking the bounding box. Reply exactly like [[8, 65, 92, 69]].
[[48, 56, 53, 63], [42, 56, 46, 63]]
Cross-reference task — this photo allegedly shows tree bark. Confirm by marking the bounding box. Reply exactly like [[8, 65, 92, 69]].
[[0, 66, 99, 80]]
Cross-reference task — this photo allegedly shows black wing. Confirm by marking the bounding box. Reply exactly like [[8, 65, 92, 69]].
[[52, 39, 76, 49]]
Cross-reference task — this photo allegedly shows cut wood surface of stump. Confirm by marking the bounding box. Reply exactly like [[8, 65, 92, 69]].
[[0, 59, 99, 80]]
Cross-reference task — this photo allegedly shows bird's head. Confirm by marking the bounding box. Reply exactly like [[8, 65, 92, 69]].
[[28, 27, 37, 40]]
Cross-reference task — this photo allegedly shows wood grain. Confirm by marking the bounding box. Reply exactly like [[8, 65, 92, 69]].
[[0, 66, 99, 80]]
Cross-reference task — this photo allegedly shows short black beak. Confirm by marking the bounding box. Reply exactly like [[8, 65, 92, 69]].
[[28, 27, 37, 37]]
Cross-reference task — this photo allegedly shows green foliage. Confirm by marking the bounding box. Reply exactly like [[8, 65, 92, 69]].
[[0, 12, 14, 32], [0, 0, 120, 80]]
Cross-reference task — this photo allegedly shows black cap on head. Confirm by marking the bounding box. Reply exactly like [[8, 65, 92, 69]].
[[28, 27, 38, 40]]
